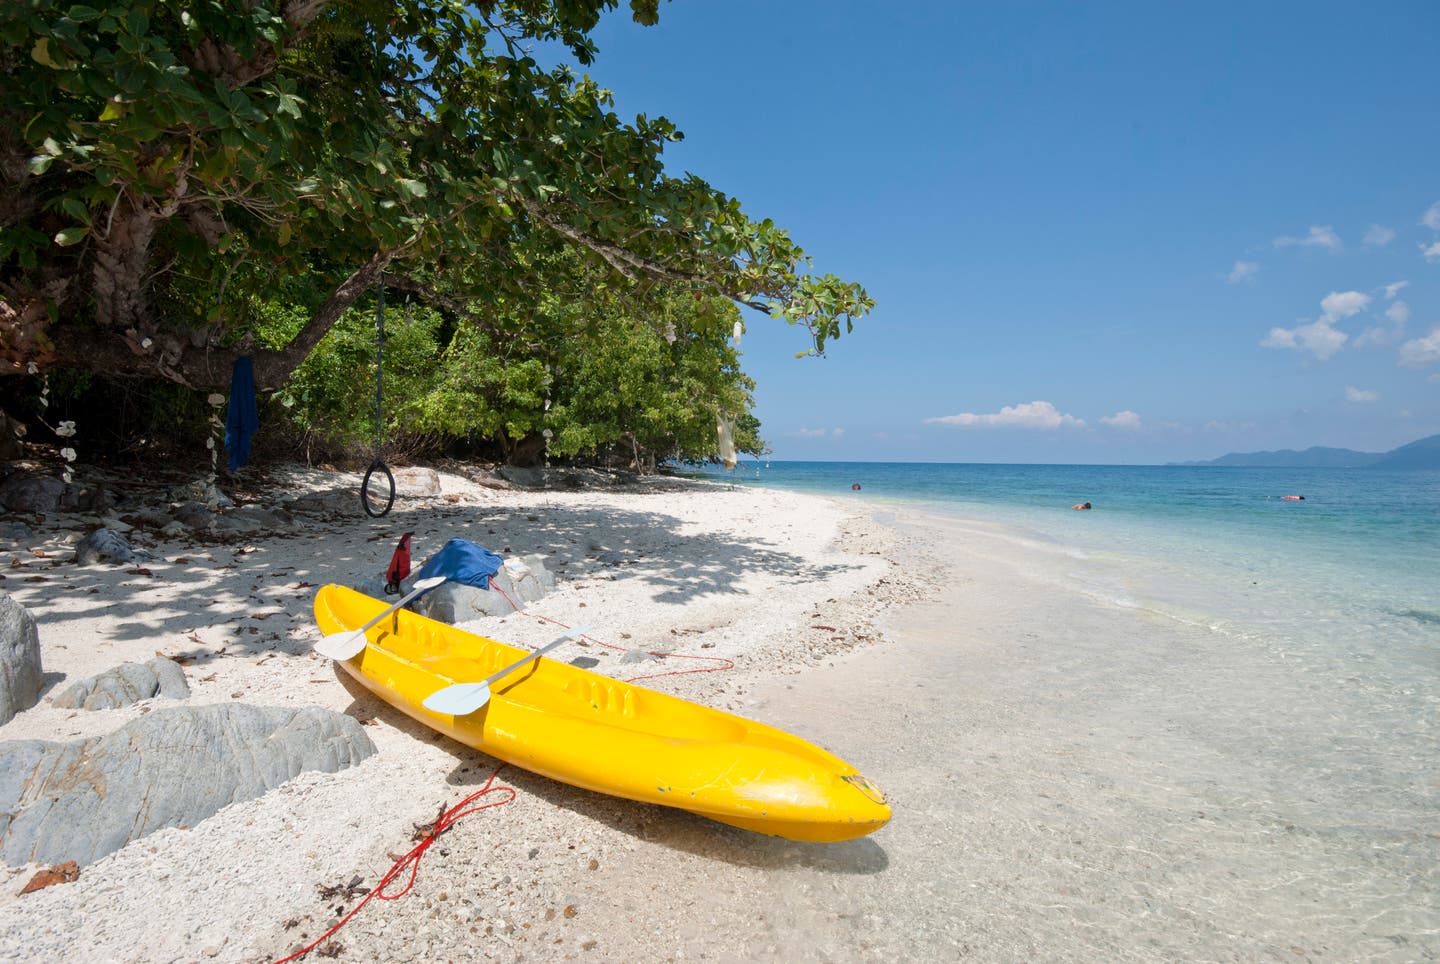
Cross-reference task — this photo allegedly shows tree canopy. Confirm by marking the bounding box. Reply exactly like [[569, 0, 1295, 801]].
[[0, 0, 873, 394]]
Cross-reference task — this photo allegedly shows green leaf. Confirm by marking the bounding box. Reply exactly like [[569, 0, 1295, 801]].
[[68, 6, 101, 22], [31, 37, 62, 68], [26, 155, 54, 175], [99, 98, 125, 122], [54, 226, 89, 246], [399, 178, 428, 197], [59, 198, 91, 224]]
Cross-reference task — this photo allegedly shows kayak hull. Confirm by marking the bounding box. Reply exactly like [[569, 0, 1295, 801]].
[[313, 585, 890, 842]]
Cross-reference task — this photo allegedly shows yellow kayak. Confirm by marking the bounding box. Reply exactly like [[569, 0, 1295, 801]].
[[313, 584, 890, 842]]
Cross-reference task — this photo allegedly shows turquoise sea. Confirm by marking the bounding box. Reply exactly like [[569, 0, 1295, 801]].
[[691, 458, 1434, 645], [690, 459, 1440, 691], [697, 462, 1440, 957]]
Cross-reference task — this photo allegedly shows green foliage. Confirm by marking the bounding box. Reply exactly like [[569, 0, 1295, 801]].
[[274, 269, 765, 467], [1, 0, 872, 386], [276, 299, 449, 453]]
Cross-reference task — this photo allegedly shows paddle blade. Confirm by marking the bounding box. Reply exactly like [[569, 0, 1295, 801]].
[[314, 631, 366, 661], [422, 682, 491, 715]]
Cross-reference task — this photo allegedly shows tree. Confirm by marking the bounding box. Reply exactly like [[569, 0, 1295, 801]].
[[1, 0, 872, 392], [275, 258, 765, 468]]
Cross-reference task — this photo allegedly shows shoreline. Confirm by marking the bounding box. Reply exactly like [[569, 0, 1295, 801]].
[[2, 465, 1434, 961], [0, 464, 924, 962]]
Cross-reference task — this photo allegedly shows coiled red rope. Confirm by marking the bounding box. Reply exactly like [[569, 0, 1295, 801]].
[[272, 765, 515, 963]]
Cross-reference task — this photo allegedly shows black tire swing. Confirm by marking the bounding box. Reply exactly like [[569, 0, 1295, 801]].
[[360, 272, 396, 517]]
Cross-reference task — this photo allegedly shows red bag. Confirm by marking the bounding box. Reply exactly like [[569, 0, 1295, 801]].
[[384, 532, 414, 595]]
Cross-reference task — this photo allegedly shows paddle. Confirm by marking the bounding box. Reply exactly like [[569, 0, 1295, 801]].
[[422, 626, 590, 715], [314, 576, 447, 660]]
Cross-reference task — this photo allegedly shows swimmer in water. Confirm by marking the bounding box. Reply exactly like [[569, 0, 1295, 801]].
[[1072, 501, 1092, 510]]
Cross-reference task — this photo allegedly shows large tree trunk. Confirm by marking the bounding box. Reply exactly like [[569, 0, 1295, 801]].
[[43, 249, 394, 392], [92, 196, 166, 333]]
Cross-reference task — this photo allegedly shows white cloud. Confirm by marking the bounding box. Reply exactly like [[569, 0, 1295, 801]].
[[1399, 326, 1440, 367], [1273, 225, 1341, 250], [1422, 202, 1440, 230], [1382, 280, 1409, 300], [1262, 318, 1348, 360], [1319, 290, 1371, 321], [1356, 300, 1408, 347], [925, 400, 1086, 430], [1226, 261, 1259, 284], [1345, 386, 1377, 402], [791, 427, 828, 439], [830, 428, 845, 439], [1364, 224, 1396, 246], [1204, 419, 1257, 433], [1100, 410, 1142, 429], [1420, 241, 1440, 263]]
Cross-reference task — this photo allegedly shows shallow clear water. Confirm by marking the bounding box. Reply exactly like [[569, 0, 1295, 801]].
[[698, 461, 1439, 957], [690, 461, 1440, 676]]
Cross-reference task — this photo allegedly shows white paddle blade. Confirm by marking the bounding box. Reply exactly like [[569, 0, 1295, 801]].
[[314, 631, 367, 661], [421, 626, 591, 716], [313, 576, 446, 661], [422, 681, 492, 715]]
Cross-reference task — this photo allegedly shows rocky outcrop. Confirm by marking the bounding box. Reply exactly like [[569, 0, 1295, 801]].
[[392, 466, 442, 497], [0, 704, 377, 867], [52, 657, 190, 711], [0, 593, 42, 726], [73, 527, 153, 565], [414, 554, 556, 622], [0, 476, 65, 514]]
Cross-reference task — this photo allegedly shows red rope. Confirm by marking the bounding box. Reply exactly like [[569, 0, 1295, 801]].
[[485, 577, 736, 682], [272, 765, 515, 963], [274, 575, 734, 960]]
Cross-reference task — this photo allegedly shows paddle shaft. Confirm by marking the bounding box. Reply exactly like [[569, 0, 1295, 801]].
[[481, 634, 571, 688], [353, 577, 443, 635]]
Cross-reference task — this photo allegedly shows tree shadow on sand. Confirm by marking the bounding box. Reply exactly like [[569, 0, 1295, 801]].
[[6, 490, 859, 649]]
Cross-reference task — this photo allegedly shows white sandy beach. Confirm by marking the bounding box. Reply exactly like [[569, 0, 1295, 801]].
[[1, 467, 1435, 962]]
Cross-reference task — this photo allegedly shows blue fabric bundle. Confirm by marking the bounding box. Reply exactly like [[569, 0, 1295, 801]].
[[414, 538, 505, 589], [224, 356, 259, 472]]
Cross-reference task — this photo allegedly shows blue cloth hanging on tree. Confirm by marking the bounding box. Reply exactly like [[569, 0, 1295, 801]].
[[224, 356, 258, 472]]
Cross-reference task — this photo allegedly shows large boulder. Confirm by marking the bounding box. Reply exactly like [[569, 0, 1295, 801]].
[[392, 466, 442, 497], [52, 657, 190, 711], [494, 465, 543, 489], [73, 528, 151, 566], [0, 475, 65, 514], [0, 594, 42, 726], [414, 554, 555, 622], [0, 703, 377, 867]]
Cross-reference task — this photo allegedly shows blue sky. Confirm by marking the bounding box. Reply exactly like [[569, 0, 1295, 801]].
[[568, 1, 1440, 463]]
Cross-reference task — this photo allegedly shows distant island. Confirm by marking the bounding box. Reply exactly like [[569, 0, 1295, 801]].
[[1174, 433, 1440, 469]]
